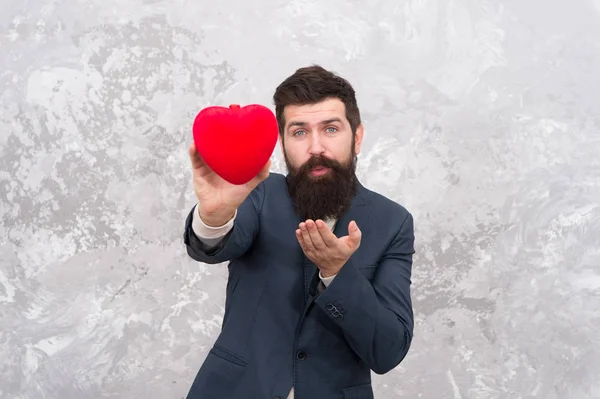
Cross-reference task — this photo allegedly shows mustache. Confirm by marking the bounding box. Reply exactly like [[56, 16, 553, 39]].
[[298, 155, 344, 173]]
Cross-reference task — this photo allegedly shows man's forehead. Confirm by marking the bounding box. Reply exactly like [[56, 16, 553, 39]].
[[284, 101, 347, 128]]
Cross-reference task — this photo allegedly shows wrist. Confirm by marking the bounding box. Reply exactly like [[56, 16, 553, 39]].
[[198, 207, 236, 227], [319, 261, 345, 278], [319, 269, 338, 278]]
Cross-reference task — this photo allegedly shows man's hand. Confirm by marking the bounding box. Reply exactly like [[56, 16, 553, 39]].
[[189, 142, 270, 227], [296, 219, 362, 277]]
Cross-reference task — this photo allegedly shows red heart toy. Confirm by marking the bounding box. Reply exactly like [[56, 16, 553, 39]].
[[192, 104, 279, 185]]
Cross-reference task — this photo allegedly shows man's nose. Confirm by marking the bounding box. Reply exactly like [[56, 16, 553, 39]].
[[308, 134, 325, 155]]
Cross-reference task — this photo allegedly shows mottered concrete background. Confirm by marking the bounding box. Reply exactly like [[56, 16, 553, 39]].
[[1, 0, 599, 398]]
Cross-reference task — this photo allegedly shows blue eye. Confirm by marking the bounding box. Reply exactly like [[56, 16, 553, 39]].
[[294, 130, 306, 136], [326, 127, 337, 133]]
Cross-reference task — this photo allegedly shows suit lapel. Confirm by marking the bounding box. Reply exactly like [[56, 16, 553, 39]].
[[332, 180, 372, 239]]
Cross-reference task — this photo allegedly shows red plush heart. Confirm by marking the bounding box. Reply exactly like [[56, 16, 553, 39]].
[[192, 104, 279, 185]]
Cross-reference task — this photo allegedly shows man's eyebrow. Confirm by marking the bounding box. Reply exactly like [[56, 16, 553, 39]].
[[321, 117, 343, 125], [287, 118, 343, 129], [287, 121, 307, 128]]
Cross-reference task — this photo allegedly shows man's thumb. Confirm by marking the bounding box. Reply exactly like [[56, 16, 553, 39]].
[[349, 221, 361, 246]]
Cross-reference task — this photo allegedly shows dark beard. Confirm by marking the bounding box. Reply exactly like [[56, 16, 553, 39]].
[[285, 152, 357, 222]]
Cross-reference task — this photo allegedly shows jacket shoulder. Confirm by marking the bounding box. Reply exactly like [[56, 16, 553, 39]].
[[260, 171, 287, 194], [264, 171, 287, 185], [363, 185, 412, 222]]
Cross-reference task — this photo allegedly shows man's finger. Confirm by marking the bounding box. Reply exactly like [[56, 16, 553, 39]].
[[189, 143, 205, 170], [299, 222, 315, 251], [347, 220, 362, 249], [306, 220, 327, 250], [296, 229, 306, 249], [316, 220, 337, 247], [252, 159, 271, 183], [296, 229, 304, 245]]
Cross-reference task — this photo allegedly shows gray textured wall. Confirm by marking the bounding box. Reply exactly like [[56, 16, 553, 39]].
[[1, 0, 599, 398]]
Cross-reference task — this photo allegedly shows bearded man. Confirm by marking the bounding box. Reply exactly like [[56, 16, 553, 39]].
[[183, 65, 416, 399]]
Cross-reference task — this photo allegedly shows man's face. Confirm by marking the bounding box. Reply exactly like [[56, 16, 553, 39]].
[[280, 98, 364, 221]]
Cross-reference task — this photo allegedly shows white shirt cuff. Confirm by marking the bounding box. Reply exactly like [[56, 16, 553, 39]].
[[319, 270, 336, 287], [191, 203, 235, 239]]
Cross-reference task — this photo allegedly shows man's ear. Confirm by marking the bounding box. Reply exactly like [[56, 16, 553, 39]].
[[354, 124, 364, 155]]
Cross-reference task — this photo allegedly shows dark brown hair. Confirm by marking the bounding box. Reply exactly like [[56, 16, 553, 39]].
[[273, 65, 361, 137]]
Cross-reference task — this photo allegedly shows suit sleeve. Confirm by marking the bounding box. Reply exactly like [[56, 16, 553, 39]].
[[313, 211, 415, 374], [191, 203, 235, 249], [183, 182, 265, 264]]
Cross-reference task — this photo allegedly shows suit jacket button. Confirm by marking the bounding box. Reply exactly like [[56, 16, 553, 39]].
[[296, 350, 307, 360]]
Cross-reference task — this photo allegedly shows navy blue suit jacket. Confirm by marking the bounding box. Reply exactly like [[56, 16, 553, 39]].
[[183, 172, 415, 399]]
